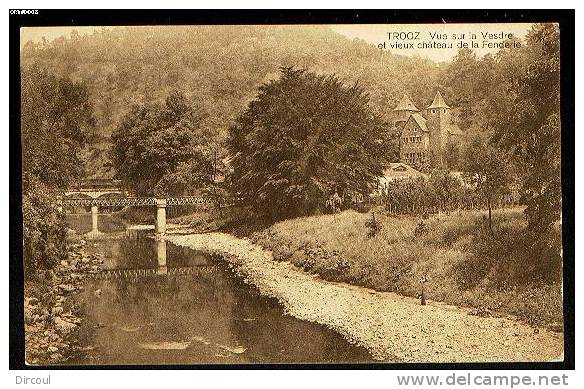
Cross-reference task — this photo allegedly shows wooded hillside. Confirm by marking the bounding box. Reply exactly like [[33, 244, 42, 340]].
[[21, 26, 448, 177], [20, 25, 536, 177]]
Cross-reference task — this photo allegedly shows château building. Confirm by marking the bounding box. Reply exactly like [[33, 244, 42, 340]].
[[392, 92, 463, 167]]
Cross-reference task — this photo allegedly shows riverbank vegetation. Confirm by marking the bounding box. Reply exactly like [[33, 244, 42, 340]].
[[22, 64, 97, 364], [252, 208, 563, 329], [25, 239, 104, 364], [21, 65, 94, 278], [166, 26, 562, 333]]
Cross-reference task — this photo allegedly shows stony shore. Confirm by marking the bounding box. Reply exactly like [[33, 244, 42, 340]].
[[167, 230, 564, 363], [24, 240, 103, 365]]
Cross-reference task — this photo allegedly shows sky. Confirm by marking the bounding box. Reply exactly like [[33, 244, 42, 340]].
[[21, 26, 105, 46], [21, 23, 534, 63]]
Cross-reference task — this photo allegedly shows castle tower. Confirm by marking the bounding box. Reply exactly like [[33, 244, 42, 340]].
[[392, 94, 419, 128], [426, 91, 451, 166]]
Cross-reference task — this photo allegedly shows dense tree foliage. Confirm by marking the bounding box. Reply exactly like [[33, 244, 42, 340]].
[[111, 91, 221, 196], [21, 65, 95, 188], [228, 67, 389, 219], [22, 177, 68, 275], [383, 175, 481, 215], [21, 65, 94, 277], [485, 24, 561, 233]]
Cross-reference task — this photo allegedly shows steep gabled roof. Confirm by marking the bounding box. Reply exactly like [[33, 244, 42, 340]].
[[393, 94, 419, 112], [427, 91, 450, 109], [404, 113, 428, 132]]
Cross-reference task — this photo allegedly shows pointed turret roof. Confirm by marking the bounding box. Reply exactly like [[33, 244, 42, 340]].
[[393, 94, 419, 112], [427, 91, 450, 109]]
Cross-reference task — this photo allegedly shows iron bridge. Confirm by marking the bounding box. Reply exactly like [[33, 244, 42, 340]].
[[60, 196, 217, 208]]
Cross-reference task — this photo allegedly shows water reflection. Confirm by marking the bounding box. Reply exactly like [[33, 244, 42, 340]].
[[67, 214, 373, 364], [156, 238, 167, 275]]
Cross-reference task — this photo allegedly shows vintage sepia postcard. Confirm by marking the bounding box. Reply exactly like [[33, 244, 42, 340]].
[[10, 10, 574, 369]]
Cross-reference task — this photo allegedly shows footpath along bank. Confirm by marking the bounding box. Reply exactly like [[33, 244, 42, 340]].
[[167, 230, 564, 363]]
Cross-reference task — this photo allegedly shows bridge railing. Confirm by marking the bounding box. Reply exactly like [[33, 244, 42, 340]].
[[59, 196, 220, 208]]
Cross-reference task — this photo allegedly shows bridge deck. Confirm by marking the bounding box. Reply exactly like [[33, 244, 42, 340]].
[[93, 266, 218, 279], [60, 196, 218, 207]]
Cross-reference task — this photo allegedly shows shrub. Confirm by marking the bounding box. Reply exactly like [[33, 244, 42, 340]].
[[365, 212, 382, 238], [414, 220, 429, 237], [23, 178, 68, 278], [451, 218, 562, 290], [385, 175, 474, 216]]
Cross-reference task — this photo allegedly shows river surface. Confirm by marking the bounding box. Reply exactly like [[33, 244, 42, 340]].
[[66, 214, 373, 365]]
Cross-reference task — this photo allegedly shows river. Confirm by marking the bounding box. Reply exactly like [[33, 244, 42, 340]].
[[66, 214, 373, 365]]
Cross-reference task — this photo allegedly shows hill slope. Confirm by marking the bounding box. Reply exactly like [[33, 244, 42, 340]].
[[21, 26, 444, 177]]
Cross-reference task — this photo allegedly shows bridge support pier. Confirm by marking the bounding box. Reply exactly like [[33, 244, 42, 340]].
[[155, 199, 167, 235]]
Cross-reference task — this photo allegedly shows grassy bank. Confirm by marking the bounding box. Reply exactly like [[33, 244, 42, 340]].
[[251, 208, 563, 329], [170, 206, 267, 236]]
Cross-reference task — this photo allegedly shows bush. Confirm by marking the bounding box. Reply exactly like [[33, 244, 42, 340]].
[[451, 217, 562, 290], [365, 212, 382, 238], [414, 220, 429, 237], [23, 178, 68, 278], [117, 206, 156, 224]]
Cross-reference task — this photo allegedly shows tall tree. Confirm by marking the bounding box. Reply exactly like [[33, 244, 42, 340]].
[[488, 24, 561, 234], [21, 65, 95, 189], [228, 67, 390, 219], [110, 91, 217, 196], [462, 136, 511, 235]]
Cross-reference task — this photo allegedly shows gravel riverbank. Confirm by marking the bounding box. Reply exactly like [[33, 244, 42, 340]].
[[167, 231, 564, 363]]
